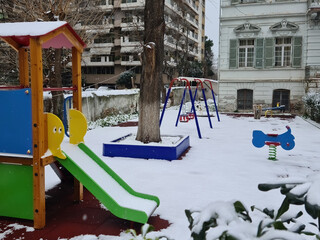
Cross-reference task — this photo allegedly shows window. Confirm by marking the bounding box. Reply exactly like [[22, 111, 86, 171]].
[[83, 67, 115, 74], [272, 89, 290, 110], [90, 55, 101, 62], [237, 89, 253, 110], [230, 36, 302, 69], [275, 37, 291, 67], [122, 12, 134, 23], [126, 66, 142, 74], [94, 34, 114, 44], [238, 39, 254, 67], [121, 0, 137, 3], [121, 54, 139, 61]]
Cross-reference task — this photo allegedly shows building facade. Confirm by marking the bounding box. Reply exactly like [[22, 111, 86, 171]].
[[78, 0, 205, 87], [219, 0, 320, 112]]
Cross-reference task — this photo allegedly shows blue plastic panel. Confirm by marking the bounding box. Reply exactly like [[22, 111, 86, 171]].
[[0, 89, 32, 155]]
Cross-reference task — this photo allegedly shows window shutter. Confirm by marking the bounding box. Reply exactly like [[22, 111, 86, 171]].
[[229, 39, 238, 69], [255, 38, 264, 69], [264, 38, 274, 68], [292, 36, 302, 68]]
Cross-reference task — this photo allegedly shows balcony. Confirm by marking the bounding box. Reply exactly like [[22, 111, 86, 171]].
[[120, 0, 144, 10], [121, 60, 141, 66], [185, 0, 199, 13], [120, 16, 144, 31], [308, 0, 320, 13], [121, 37, 141, 47], [98, 3, 114, 11], [188, 32, 198, 42], [82, 56, 115, 66], [186, 14, 198, 28]]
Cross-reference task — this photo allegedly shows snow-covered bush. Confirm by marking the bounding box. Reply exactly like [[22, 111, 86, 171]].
[[259, 174, 320, 230], [125, 224, 169, 240], [303, 92, 320, 122], [88, 113, 138, 129], [185, 197, 319, 239]]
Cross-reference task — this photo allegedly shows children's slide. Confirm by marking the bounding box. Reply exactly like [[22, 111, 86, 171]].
[[57, 142, 159, 224], [46, 110, 159, 224]]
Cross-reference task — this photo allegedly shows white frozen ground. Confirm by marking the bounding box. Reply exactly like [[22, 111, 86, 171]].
[[5, 104, 320, 239]]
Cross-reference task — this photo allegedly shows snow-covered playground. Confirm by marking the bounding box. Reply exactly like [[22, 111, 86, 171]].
[[2, 106, 320, 240]]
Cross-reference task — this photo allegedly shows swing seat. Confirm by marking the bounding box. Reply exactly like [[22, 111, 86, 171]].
[[187, 112, 195, 120], [179, 114, 189, 123]]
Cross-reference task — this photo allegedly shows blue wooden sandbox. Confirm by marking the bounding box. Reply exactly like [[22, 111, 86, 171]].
[[103, 134, 190, 160]]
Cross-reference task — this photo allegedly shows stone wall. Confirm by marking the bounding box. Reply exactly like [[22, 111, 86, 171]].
[[43, 87, 219, 122], [44, 89, 139, 122]]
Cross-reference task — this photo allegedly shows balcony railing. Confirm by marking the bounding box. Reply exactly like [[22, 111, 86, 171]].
[[308, 0, 320, 10]]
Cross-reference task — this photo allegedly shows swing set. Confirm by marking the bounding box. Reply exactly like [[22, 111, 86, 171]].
[[160, 77, 220, 139]]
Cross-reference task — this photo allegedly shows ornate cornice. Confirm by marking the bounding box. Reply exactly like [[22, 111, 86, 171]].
[[234, 22, 261, 33], [269, 19, 299, 32]]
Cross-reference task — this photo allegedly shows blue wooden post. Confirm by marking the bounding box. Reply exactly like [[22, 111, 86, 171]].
[[202, 89, 213, 128], [159, 88, 171, 126], [189, 88, 202, 138], [211, 89, 220, 122]]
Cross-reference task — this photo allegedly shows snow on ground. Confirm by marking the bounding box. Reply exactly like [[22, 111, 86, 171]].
[[45, 107, 320, 239]]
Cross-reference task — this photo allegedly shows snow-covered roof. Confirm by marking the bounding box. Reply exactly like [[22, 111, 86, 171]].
[[0, 21, 67, 37], [0, 21, 86, 50]]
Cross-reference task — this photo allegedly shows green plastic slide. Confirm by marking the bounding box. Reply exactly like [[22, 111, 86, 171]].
[[58, 142, 159, 224]]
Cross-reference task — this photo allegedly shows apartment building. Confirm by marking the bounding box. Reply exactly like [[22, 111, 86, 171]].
[[219, 0, 320, 112], [78, 0, 206, 87]]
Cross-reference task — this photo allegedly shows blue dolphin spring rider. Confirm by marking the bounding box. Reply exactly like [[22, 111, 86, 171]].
[[252, 126, 295, 160]]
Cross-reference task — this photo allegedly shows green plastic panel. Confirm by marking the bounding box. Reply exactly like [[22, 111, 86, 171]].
[[0, 163, 33, 220]]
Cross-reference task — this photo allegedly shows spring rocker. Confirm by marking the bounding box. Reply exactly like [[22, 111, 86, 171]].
[[252, 126, 295, 160], [263, 103, 285, 118], [160, 78, 202, 138]]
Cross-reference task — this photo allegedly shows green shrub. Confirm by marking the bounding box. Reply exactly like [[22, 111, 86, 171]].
[[117, 70, 135, 89], [303, 92, 320, 122]]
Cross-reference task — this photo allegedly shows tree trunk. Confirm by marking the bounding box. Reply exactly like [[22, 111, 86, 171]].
[[136, 0, 165, 143]]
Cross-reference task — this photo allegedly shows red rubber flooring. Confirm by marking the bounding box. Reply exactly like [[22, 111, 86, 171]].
[[0, 180, 169, 240]]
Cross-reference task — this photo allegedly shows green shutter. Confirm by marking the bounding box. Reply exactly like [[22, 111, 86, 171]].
[[292, 36, 302, 68], [229, 39, 238, 69], [264, 38, 274, 68], [255, 38, 264, 69]]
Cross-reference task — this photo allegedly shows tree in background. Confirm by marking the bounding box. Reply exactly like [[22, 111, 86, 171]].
[[204, 36, 215, 78], [186, 61, 204, 78], [136, 0, 164, 143], [116, 70, 135, 89]]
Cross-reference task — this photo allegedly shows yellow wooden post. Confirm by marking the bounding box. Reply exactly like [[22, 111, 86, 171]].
[[72, 47, 82, 111], [30, 37, 46, 229], [18, 48, 29, 87], [71, 47, 83, 201]]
